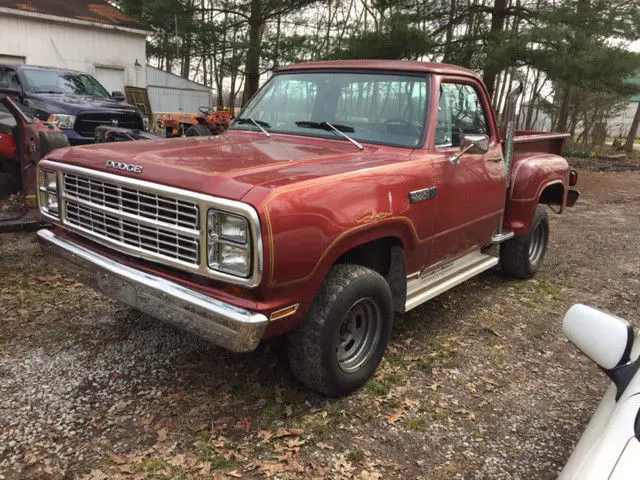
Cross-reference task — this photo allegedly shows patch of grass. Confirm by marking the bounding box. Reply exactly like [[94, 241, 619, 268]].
[[405, 418, 425, 430], [196, 445, 240, 471], [386, 353, 409, 367], [364, 379, 390, 396], [259, 401, 285, 425], [136, 457, 170, 472], [416, 357, 434, 373], [385, 373, 401, 384], [347, 447, 365, 462]]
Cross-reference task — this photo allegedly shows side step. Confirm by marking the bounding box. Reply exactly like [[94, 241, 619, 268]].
[[405, 250, 499, 311], [491, 230, 514, 243]]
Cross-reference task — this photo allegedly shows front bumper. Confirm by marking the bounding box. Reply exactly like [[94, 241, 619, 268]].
[[37, 229, 268, 352]]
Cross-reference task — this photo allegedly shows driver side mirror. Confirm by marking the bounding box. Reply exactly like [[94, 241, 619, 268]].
[[449, 134, 489, 165], [563, 304, 638, 400], [112, 91, 125, 102]]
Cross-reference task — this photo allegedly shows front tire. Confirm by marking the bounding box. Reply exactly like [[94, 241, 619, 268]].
[[286, 264, 393, 396], [185, 123, 212, 136], [500, 205, 549, 279]]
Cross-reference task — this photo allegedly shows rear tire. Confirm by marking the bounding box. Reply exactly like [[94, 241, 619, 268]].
[[185, 123, 212, 137], [500, 205, 549, 279], [286, 264, 393, 396]]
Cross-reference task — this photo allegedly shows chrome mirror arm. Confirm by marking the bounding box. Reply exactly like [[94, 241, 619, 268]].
[[449, 142, 476, 165]]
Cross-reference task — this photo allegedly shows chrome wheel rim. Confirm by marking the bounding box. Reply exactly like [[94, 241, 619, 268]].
[[528, 222, 547, 266], [336, 298, 382, 373]]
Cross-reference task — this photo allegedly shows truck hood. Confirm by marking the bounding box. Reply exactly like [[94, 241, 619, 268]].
[[45, 131, 406, 201], [28, 93, 141, 116]]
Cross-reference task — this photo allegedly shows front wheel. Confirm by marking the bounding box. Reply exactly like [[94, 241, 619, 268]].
[[286, 264, 393, 396], [500, 205, 549, 279], [185, 123, 212, 136]]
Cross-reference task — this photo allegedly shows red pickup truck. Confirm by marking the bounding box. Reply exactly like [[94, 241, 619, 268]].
[[35, 60, 578, 396]]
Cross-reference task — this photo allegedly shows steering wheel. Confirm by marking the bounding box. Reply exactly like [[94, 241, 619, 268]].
[[199, 106, 215, 115], [383, 118, 421, 136]]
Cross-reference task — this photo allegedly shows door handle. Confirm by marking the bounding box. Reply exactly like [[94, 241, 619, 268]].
[[487, 156, 503, 162]]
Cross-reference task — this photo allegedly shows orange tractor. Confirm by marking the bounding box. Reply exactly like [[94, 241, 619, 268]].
[[156, 107, 232, 138]]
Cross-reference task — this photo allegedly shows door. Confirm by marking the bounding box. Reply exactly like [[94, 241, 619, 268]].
[[428, 78, 505, 266], [94, 67, 125, 95]]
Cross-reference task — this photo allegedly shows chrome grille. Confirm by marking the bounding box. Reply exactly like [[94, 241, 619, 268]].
[[63, 173, 198, 229], [62, 172, 200, 266]]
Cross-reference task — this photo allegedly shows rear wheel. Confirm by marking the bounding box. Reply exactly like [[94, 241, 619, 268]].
[[185, 123, 212, 136], [500, 205, 549, 279], [286, 264, 393, 396]]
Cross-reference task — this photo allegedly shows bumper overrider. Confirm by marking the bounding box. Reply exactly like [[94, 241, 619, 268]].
[[37, 229, 268, 352]]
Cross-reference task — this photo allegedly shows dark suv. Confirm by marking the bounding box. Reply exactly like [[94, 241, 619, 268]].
[[0, 64, 144, 145]]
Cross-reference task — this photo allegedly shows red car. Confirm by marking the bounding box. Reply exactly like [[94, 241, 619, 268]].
[[0, 94, 68, 228], [35, 60, 579, 395]]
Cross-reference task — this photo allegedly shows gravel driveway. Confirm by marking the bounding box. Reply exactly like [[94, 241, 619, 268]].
[[1, 169, 638, 479]]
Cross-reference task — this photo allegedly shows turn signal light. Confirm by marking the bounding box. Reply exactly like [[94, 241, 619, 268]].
[[569, 169, 578, 186]]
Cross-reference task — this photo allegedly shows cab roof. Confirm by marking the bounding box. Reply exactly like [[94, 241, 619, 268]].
[[277, 60, 480, 79]]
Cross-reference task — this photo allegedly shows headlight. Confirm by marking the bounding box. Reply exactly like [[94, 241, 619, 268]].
[[207, 210, 251, 277], [143, 116, 150, 131], [47, 114, 76, 129], [38, 167, 60, 217]]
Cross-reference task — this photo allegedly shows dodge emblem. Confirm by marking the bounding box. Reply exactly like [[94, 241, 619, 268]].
[[106, 160, 143, 173], [111, 119, 119, 127]]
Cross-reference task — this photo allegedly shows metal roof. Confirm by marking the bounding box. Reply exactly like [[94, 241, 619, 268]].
[[0, 0, 148, 32]]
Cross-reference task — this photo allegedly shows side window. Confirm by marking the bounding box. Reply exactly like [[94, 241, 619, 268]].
[[435, 83, 488, 148], [0, 68, 20, 90]]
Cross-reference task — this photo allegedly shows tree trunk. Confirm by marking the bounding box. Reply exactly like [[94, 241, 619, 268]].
[[482, 0, 507, 99], [556, 86, 572, 132], [624, 101, 640, 152], [242, 0, 263, 106]]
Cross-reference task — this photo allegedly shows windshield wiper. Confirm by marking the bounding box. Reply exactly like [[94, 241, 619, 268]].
[[294, 121, 363, 150], [34, 90, 64, 94], [235, 117, 271, 137]]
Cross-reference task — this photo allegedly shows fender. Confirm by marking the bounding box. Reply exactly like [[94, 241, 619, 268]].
[[504, 153, 569, 235], [257, 157, 436, 289]]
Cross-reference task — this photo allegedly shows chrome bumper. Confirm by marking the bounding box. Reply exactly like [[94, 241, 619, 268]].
[[36, 229, 268, 352]]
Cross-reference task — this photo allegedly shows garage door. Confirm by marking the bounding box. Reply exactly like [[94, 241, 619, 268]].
[[95, 67, 125, 95], [0, 55, 25, 65]]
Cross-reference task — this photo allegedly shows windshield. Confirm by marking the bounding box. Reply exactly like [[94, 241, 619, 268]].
[[233, 71, 429, 148], [21, 68, 110, 97]]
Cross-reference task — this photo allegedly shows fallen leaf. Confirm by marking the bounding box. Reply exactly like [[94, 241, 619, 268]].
[[117, 464, 134, 474], [168, 454, 185, 467], [235, 417, 251, 433], [106, 451, 126, 465], [226, 470, 243, 478], [157, 428, 168, 442], [285, 405, 293, 417], [275, 427, 303, 438], [256, 430, 273, 442], [285, 437, 306, 448], [37, 274, 61, 284], [384, 409, 403, 424], [317, 442, 333, 450], [259, 460, 285, 477]]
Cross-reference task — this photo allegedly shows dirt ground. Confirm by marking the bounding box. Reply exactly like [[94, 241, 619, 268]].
[[1, 167, 639, 480]]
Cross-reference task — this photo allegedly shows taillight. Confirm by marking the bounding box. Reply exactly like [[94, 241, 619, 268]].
[[569, 169, 578, 186]]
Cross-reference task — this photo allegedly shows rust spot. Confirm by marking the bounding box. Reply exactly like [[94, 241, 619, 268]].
[[15, 3, 41, 11]]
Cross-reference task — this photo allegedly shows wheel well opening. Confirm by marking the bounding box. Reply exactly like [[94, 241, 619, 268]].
[[336, 237, 400, 276], [539, 183, 563, 205], [336, 237, 406, 313]]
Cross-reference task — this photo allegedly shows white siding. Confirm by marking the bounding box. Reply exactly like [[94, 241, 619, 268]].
[[0, 14, 146, 87], [146, 66, 212, 113]]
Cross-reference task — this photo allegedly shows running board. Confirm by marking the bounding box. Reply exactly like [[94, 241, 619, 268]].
[[491, 230, 514, 243], [405, 250, 499, 311]]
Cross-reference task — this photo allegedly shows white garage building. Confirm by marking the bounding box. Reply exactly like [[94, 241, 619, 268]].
[[0, 0, 212, 113]]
